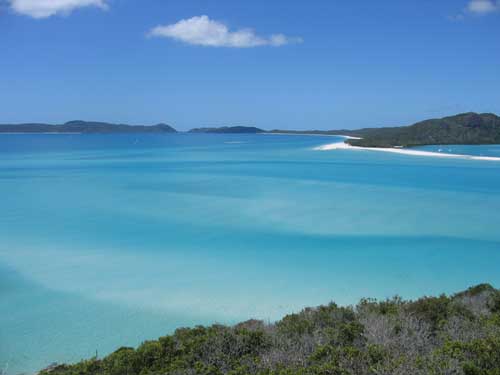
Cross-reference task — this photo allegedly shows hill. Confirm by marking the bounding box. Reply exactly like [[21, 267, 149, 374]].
[[345, 112, 500, 147], [269, 113, 500, 148], [40, 284, 500, 375], [189, 126, 264, 134], [0, 121, 177, 134], [3, 113, 500, 145]]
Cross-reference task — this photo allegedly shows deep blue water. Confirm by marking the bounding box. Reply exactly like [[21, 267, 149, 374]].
[[1, 133, 500, 374]]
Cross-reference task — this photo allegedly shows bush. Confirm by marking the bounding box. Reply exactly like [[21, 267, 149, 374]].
[[40, 284, 500, 375]]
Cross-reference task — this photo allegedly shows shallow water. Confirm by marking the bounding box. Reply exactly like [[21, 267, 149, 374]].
[[1, 133, 500, 374]]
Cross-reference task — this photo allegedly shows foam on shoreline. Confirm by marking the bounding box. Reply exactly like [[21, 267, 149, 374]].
[[314, 140, 500, 161]]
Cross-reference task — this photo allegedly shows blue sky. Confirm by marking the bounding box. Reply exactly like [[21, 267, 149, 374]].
[[1, 0, 499, 130]]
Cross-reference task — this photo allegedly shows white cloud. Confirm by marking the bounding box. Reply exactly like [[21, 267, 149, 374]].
[[467, 0, 498, 14], [9, 0, 108, 19], [148, 15, 302, 48]]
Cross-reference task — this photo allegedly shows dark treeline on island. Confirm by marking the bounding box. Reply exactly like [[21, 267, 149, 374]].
[[41, 284, 500, 375], [346, 112, 500, 148], [0, 120, 177, 134], [4, 113, 500, 148], [271, 112, 500, 148], [0, 122, 265, 134]]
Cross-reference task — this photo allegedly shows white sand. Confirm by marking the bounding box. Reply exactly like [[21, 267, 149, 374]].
[[314, 142, 352, 151], [314, 140, 500, 162]]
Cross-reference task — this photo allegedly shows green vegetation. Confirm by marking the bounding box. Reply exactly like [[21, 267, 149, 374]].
[[345, 112, 500, 148], [188, 126, 264, 134], [0, 121, 177, 133], [270, 112, 500, 148], [5, 113, 499, 144], [40, 284, 500, 375]]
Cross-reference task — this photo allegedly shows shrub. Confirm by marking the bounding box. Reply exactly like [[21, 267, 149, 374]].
[[40, 285, 500, 375]]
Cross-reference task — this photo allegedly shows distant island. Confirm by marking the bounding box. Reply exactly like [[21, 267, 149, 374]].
[[0, 122, 265, 135], [3, 113, 500, 148], [271, 112, 500, 148], [189, 126, 264, 134], [0, 120, 177, 134], [41, 284, 500, 375]]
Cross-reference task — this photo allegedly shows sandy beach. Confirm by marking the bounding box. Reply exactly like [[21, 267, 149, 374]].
[[314, 139, 500, 161]]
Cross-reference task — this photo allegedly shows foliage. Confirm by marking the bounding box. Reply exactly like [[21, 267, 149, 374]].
[[40, 285, 500, 375], [345, 112, 500, 147]]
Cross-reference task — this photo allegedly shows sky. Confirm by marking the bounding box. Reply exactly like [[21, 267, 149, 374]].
[[0, 0, 499, 130]]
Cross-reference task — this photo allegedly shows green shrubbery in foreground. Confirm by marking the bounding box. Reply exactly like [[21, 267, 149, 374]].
[[41, 284, 500, 375]]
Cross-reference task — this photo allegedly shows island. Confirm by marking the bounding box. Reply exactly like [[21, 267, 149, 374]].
[[40, 284, 500, 375], [346, 112, 500, 147], [0, 120, 177, 134], [188, 126, 264, 134], [5, 114, 499, 146], [270, 112, 500, 148]]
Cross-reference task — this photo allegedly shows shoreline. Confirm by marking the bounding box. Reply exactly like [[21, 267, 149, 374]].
[[314, 139, 500, 161]]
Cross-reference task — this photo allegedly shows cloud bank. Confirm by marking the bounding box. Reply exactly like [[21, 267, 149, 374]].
[[9, 0, 108, 19], [149, 15, 302, 48], [467, 0, 498, 14]]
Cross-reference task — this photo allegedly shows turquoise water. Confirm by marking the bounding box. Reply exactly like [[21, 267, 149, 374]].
[[416, 144, 500, 158], [1, 133, 500, 374]]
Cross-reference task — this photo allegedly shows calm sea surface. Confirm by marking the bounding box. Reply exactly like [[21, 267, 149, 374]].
[[1, 133, 500, 374]]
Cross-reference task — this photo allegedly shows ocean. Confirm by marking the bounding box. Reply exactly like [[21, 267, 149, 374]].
[[1, 133, 500, 374]]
